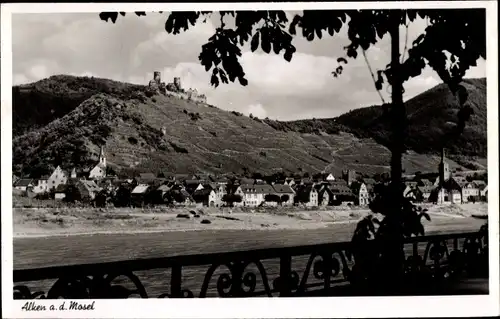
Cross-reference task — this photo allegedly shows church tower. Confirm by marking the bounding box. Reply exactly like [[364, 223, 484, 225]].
[[438, 148, 450, 186], [99, 146, 106, 167]]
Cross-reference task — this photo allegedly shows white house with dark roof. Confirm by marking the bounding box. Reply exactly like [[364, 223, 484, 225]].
[[417, 186, 434, 202], [47, 166, 69, 191], [479, 184, 488, 200], [235, 184, 274, 207], [351, 182, 370, 206], [193, 188, 218, 207], [295, 184, 319, 207], [272, 184, 295, 206], [14, 178, 34, 192], [33, 176, 50, 194], [461, 181, 480, 203]]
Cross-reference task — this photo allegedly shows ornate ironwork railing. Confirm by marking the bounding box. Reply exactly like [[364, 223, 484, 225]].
[[14, 231, 488, 299]]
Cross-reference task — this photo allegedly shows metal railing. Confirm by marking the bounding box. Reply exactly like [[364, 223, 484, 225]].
[[13, 230, 488, 299]]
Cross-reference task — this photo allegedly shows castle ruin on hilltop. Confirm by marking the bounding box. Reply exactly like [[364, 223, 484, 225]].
[[147, 71, 207, 104]]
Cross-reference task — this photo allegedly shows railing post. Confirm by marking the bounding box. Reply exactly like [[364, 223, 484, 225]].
[[323, 253, 332, 292], [279, 255, 292, 297], [170, 263, 182, 298]]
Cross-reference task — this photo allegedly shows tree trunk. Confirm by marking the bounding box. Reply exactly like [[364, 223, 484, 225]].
[[382, 9, 406, 293]]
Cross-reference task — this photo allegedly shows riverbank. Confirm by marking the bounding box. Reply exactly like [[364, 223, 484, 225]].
[[12, 203, 488, 238]]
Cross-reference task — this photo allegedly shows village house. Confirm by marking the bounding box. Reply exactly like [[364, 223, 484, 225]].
[[314, 184, 332, 207], [295, 184, 319, 207], [404, 181, 419, 189], [479, 184, 488, 200], [284, 177, 295, 187], [461, 181, 480, 203], [351, 181, 370, 206], [417, 186, 434, 202], [130, 184, 150, 207], [403, 184, 418, 201], [430, 178, 462, 205], [328, 180, 355, 205], [235, 184, 274, 207], [324, 173, 336, 182], [47, 166, 69, 191], [156, 184, 172, 198], [89, 146, 107, 180], [76, 180, 102, 201], [429, 148, 462, 204], [203, 183, 226, 206], [314, 173, 335, 183], [184, 180, 205, 195], [13, 174, 20, 185], [97, 176, 119, 192], [54, 184, 67, 200], [193, 188, 218, 207], [14, 178, 34, 192], [178, 189, 195, 206], [272, 184, 295, 206], [419, 178, 434, 187], [32, 176, 50, 194]]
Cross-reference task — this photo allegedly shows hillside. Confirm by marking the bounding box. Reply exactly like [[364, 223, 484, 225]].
[[12, 75, 145, 136], [12, 76, 486, 177], [272, 78, 487, 158]]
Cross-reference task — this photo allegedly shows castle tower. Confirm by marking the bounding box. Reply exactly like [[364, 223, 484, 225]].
[[438, 148, 450, 186], [174, 77, 181, 91], [99, 146, 106, 167], [154, 71, 161, 85], [342, 169, 356, 186]]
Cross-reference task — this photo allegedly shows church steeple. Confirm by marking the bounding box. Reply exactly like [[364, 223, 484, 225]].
[[99, 146, 106, 167], [438, 147, 450, 186]]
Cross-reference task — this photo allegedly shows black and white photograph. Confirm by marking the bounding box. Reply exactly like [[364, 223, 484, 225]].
[[1, 1, 498, 318]]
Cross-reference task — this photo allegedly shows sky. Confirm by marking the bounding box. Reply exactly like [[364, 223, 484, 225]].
[[12, 12, 486, 121]]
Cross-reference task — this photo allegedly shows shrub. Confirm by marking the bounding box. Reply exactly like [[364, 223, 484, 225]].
[[128, 136, 138, 144], [130, 113, 143, 125], [189, 112, 202, 121], [264, 194, 281, 202], [169, 142, 188, 154], [222, 194, 242, 207]]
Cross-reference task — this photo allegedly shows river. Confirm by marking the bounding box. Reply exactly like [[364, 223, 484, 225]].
[[13, 216, 484, 297]]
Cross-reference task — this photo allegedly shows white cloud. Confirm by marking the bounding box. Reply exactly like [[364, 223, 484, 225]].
[[130, 19, 216, 69], [246, 103, 268, 118], [13, 73, 30, 85], [241, 52, 341, 95], [28, 64, 50, 80]]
